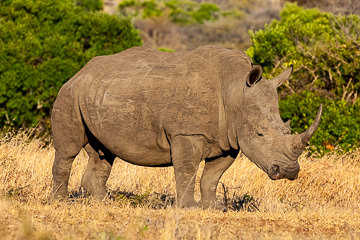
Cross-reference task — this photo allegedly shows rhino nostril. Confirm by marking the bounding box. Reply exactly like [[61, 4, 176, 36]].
[[257, 132, 264, 137], [270, 165, 281, 180], [272, 164, 279, 173]]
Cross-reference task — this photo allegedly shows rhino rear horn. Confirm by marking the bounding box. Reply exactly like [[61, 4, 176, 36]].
[[272, 65, 293, 87]]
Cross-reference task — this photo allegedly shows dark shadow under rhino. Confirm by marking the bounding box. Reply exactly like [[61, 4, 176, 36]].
[[51, 46, 322, 210]]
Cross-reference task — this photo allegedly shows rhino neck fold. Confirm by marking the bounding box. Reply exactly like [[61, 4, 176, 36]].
[[223, 108, 240, 150], [228, 128, 239, 150], [218, 56, 252, 151], [218, 93, 232, 150], [221, 80, 247, 151]]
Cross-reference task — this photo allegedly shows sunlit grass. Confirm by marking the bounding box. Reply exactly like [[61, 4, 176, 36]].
[[1, 130, 359, 239]]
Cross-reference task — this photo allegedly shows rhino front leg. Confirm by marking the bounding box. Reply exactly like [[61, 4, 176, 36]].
[[81, 144, 115, 200], [171, 135, 205, 208], [200, 154, 235, 210]]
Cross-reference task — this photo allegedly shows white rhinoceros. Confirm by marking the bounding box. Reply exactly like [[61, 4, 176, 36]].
[[51, 46, 322, 209]]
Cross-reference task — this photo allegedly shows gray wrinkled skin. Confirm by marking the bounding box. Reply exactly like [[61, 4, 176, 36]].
[[51, 46, 322, 210]]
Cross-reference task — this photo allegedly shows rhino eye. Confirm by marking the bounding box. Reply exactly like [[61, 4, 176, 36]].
[[257, 132, 264, 137]]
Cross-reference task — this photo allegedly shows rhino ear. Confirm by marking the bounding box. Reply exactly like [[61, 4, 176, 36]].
[[272, 65, 293, 87], [246, 65, 263, 87]]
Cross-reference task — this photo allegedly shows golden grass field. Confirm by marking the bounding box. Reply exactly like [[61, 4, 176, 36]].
[[1, 130, 360, 239]]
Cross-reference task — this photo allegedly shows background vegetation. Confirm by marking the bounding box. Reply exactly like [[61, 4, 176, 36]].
[[0, 0, 141, 129], [117, 0, 222, 25], [0, 0, 359, 154], [247, 3, 360, 99], [279, 91, 360, 154], [246, 2, 360, 154]]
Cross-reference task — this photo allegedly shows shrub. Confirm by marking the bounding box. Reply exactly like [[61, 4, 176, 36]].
[[118, 0, 220, 25], [247, 2, 360, 100], [165, 0, 220, 25], [0, 0, 141, 129], [280, 91, 360, 154], [75, 0, 104, 11]]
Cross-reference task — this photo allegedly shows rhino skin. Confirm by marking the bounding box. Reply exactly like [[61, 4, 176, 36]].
[[51, 45, 322, 209]]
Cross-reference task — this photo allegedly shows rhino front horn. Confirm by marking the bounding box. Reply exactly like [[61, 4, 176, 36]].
[[300, 104, 323, 144]]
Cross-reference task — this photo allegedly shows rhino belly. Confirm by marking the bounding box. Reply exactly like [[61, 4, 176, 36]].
[[82, 101, 172, 167], [102, 132, 172, 167]]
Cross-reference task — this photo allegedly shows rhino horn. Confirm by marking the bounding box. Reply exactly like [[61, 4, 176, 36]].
[[289, 105, 322, 157], [272, 65, 293, 87], [300, 104, 323, 144], [284, 120, 291, 134]]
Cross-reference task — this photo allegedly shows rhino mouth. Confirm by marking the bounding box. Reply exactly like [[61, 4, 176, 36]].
[[268, 164, 299, 180]]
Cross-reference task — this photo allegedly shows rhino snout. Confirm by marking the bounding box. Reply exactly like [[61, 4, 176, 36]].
[[268, 164, 299, 180], [268, 165, 282, 180]]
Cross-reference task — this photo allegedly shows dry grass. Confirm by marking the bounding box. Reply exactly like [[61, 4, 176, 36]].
[[1, 130, 360, 239]]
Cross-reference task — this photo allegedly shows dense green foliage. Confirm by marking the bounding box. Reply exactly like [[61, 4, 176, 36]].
[[247, 3, 360, 100], [118, 0, 220, 25], [246, 3, 360, 154], [280, 91, 360, 154], [0, 0, 141, 128], [75, 0, 104, 11]]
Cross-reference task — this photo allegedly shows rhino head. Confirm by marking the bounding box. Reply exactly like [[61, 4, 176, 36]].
[[228, 65, 322, 180]]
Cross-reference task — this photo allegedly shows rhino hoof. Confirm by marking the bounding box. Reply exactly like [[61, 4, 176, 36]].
[[50, 189, 68, 201], [175, 199, 199, 209], [201, 201, 227, 212]]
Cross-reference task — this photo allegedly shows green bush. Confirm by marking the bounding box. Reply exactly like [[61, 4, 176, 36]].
[[0, 0, 141, 129], [165, 0, 220, 24], [247, 3, 360, 100], [75, 0, 104, 11], [247, 2, 360, 154], [280, 91, 360, 155], [118, 0, 220, 25]]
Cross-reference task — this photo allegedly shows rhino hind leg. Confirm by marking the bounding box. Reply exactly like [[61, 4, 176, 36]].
[[81, 143, 115, 200], [171, 135, 205, 208], [51, 100, 87, 199], [200, 152, 236, 210], [52, 150, 83, 199]]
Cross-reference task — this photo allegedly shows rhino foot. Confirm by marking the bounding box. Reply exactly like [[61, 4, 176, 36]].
[[200, 200, 227, 212], [50, 183, 68, 201], [80, 174, 108, 200], [79, 144, 114, 200], [175, 199, 201, 209]]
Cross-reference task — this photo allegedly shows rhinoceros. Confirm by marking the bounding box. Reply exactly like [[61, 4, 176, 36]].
[[51, 45, 322, 209]]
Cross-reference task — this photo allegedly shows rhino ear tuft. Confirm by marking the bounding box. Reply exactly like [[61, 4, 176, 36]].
[[246, 65, 263, 87]]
